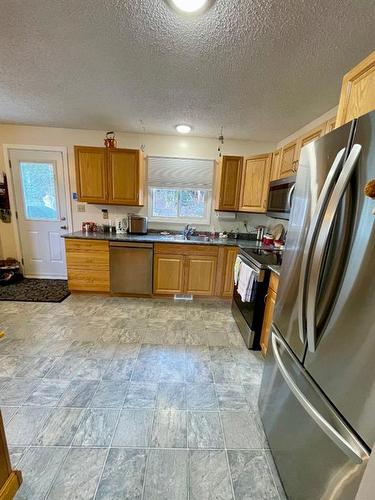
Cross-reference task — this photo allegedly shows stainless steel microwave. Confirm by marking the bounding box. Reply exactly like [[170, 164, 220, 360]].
[[266, 175, 296, 219]]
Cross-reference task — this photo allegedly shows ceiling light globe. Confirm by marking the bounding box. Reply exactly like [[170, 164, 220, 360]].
[[170, 0, 208, 13], [176, 125, 192, 134]]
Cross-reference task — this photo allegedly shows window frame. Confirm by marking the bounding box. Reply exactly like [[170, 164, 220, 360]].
[[148, 186, 212, 225]]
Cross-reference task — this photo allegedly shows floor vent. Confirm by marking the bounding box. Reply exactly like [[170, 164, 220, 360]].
[[174, 293, 193, 301]]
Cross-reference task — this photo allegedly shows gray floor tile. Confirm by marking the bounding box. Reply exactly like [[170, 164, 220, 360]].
[[47, 447, 107, 500], [221, 411, 263, 449], [15, 356, 57, 378], [103, 359, 134, 380], [1, 406, 18, 424], [0, 378, 39, 405], [187, 411, 224, 449], [123, 382, 158, 408], [112, 409, 153, 447], [151, 410, 187, 448], [112, 343, 140, 359], [57, 379, 99, 407], [96, 448, 147, 500], [156, 382, 186, 409], [143, 449, 188, 500], [189, 450, 233, 500], [9, 446, 25, 468], [24, 379, 70, 406], [215, 384, 249, 410], [90, 380, 128, 408], [228, 450, 279, 500], [131, 359, 161, 382], [0, 356, 25, 377], [243, 382, 261, 412], [16, 447, 69, 500], [211, 361, 241, 384], [64, 340, 116, 359], [158, 358, 186, 383], [45, 357, 110, 380], [186, 384, 218, 409], [6, 407, 51, 445], [186, 360, 213, 383], [209, 346, 235, 362], [73, 408, 119, 446], [35, 407, 84, 446]]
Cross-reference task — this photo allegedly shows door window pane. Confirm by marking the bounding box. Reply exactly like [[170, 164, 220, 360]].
[[152, 188, 178, 217], [20, 162, 58, 220], [180, 189, 206, 218]]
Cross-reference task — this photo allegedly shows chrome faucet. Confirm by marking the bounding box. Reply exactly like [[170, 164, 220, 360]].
[[184, 224, 195, 240]]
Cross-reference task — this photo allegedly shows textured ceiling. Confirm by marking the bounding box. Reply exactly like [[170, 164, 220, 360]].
[[0, 0, 374, 141]]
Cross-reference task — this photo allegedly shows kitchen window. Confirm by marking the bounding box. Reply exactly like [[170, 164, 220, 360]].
[[148, 156, 214, 224]]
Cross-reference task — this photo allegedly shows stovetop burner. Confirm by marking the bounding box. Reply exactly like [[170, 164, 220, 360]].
[[240, 247, 283, 268]]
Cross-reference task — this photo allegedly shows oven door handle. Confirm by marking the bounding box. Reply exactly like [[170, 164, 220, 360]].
[[286, 184, 295, 211], [238, 256, 264, 282]]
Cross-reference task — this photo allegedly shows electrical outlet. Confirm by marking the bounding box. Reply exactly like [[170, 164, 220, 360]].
[[102, 209, 109, 220], [77, 204, 86, 213]]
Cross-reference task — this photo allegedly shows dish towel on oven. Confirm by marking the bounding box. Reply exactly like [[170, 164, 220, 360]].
[[237, 262, 256, 302], [234, 256, 242, 286]]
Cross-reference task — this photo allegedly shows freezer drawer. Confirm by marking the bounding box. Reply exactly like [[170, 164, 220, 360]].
[[110, 242, 153, 295], [259, 326, 370, 500]]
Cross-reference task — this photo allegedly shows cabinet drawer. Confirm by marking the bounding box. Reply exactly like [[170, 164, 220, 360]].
[[66, 251, 109, 270], [65, 239, 109, 253], [68, 269, 109, 292], [154, 243, 219, 256]]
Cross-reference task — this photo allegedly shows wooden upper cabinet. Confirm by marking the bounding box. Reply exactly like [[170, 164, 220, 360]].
[[336, 51, 375, 127], [74, 146, 144, 206], [108, 149, 144, 206], [215, 156, 243, 211], [270, 149, 281, 181], [325, 116, 337, 134], [297, 123, 326, 159], [75, 146, 107, 203], [239, 154, 272, 212], [279, 140, 299, 178]]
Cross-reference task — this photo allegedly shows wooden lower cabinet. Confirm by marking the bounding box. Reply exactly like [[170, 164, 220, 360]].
[[0, 412, 22, 499], [153, 254, 184, 294], [65, 239, 110, 292], [218, 247, 238, 297], [260, 272, 279, 356], [185, 255, 217, 296], [153, 243, 235, 298]]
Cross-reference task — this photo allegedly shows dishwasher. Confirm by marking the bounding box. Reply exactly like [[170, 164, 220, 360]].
[[109, 242, 153, 296]]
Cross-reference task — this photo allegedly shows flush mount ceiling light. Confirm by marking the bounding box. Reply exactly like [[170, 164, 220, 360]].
[[169, 0, 208, 14], [176, 124, 192, 134]]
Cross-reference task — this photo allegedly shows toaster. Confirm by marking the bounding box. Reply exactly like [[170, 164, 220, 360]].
[[127, 214, 148, 234]]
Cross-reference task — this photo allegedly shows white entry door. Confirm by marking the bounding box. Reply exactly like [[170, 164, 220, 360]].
[[9, 149, 68, 278]]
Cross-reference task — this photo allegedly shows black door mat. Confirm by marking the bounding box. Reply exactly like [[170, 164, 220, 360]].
[[0, 279, 70, 303]]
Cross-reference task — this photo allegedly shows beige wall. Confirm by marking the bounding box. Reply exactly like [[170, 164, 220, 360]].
[[277, 105, 338, 149], [0, 123, 277, 260]]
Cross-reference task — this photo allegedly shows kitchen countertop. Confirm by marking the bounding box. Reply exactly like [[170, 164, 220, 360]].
[[63, 230, 272, 249], [268, 264, 281, 276]]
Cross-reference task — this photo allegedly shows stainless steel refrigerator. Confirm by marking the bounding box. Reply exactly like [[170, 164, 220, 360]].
[[259, 110, 375, 500]]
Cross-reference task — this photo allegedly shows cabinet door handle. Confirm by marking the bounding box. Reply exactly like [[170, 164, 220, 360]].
[[264, 293, 269, 304]]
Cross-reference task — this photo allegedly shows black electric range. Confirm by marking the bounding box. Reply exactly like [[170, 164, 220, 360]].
[[232, 247, 283, 349], [239, 247, 283, 269]]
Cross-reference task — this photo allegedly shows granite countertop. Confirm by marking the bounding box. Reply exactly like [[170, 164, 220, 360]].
[[63, 230, 268, 248], [268, 264, 281, 276]]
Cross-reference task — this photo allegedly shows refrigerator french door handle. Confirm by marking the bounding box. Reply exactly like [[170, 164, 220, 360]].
[[306, 144, 362, 352], [286, 184, 295, 211], [271, 328, 370, 464], [297, 148, 346, 343]]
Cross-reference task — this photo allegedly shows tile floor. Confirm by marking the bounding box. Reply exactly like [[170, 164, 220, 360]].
[[0, 295, 285, 499]]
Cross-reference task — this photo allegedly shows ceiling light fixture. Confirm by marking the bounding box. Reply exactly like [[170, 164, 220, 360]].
[[176, 124, 192, 134], [170, 0, 208, 14]]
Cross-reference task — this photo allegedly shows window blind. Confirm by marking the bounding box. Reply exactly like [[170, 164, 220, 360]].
[[148, 156, 214, 189]]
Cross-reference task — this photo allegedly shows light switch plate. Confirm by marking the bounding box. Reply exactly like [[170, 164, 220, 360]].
[[77, 204, 86, 213]]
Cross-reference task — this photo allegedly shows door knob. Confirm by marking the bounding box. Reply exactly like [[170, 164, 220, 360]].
[[61, 216, 66, 221], [60, 225, 67, 230]]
